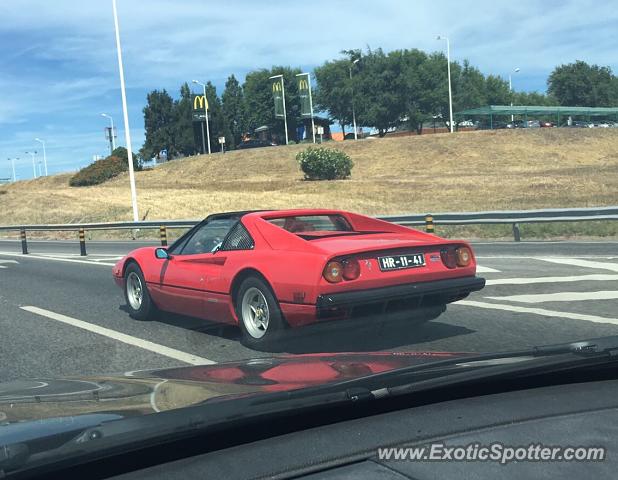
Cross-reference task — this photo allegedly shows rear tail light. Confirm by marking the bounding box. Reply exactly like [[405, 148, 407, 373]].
[[440, 248, 457, 269], [342, 259, 360, 280], [456, 247, 472, 267], [441, 246, 473, 268], [323, 261, 343, 283]]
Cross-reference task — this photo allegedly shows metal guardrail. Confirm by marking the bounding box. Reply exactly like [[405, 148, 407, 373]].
[[0, 206, 616, 255]]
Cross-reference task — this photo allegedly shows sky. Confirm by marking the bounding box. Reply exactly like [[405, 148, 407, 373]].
[[1, 0, 618, 181]]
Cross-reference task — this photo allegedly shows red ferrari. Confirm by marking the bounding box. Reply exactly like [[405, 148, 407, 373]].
[[112, 209, 485, 346]]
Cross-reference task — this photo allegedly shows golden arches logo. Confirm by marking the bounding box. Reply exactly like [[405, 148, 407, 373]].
[[272, 82, 282, 93], [193, 95, 208, 110], [298, 79, 309, 90]]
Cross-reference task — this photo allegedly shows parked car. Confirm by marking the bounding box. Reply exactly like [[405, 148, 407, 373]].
[[237, 139, 275, 149], [113, 209, 484, 347], [572, 121, 593, 128], [526, 120, 541, 128], [506, 120, 525, 129], [540, 121, 555, 128]]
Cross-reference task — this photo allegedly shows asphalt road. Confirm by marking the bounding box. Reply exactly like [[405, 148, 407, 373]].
[[1, 240, 618, 382]]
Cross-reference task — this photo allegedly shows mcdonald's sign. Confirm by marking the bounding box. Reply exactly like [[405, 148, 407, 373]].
[[270, 77, 285, 118], [192, 94, 209, 122], [297, 73, 312, 118]]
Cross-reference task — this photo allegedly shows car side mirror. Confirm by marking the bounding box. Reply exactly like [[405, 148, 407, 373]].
[[155, 247, 170, 260]]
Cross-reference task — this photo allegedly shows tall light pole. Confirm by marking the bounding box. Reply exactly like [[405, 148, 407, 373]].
[[25, 151, 37, 178], [349, 58, 360, 140], [436, 35, 454, 133], [111, 0, 139, 222], [509, 67, 520, 122], [269, 74, 289, 145], [8, 158, 16, 182], [34, 138, 47, 176], [101, 113, 116, 153], [192, 80, 211, 154]]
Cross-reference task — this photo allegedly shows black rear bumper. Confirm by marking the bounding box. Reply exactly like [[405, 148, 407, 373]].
[[316, 276, 486, 311]]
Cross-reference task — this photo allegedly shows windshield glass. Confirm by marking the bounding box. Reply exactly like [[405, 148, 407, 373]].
[[1, 0, 617, 458]]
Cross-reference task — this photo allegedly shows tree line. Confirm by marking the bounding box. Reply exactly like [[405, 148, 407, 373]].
[[140, 49, 618, 159]]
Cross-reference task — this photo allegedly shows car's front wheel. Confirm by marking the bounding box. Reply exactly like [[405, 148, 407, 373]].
[[124, 263, 156, 321], [236, 276, 286, 348]]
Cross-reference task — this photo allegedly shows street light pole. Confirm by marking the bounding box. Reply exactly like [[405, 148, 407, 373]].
[[25, 151, 37, 178], [436, 35, 454, 133], [349, 58, 360, 140], [34, 138, 47, 176], [8, 158, 16, 182], [101, 113, 115, 153], [111, 0, 139, 222], [509, 68, 520, 122], [192, 80, 211, 155]]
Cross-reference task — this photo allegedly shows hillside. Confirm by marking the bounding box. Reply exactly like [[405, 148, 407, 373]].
[[1, 129, 617, 235]]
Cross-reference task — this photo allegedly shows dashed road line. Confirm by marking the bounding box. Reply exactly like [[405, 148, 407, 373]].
[[486, 274, 618, 286], [485, 291, 618, 304], [535, 258, 618, 272], [0, 252, 115, 267], [476, 265, 501, 273], [457, 300, 618, 326], [20, 306, 216, 365]]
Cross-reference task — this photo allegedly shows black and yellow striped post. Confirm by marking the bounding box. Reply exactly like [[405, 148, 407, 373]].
[[159, 225, 168, 246], [20, 229, 28, 254], [79, 228, 87, 256], [512, 223, 521, 242], [425, 214, 435, 234]]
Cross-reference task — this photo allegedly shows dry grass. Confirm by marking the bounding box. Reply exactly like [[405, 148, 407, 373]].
[[1, 129, 617, 234]]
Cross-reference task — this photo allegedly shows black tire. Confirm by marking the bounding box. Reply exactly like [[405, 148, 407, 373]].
[[235, 276, 286, 348], [124, 262, 156, 321]]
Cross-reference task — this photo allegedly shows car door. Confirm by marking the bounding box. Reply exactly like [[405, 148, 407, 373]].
[[151, 218, 236, 318]]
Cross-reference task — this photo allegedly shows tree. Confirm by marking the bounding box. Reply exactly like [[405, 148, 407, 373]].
[[173, 82, 199, 156], [243, 66, 302, 142], [548, 60, 618, 107], [221, 74, 246, 149], [353, 48, 407, 137], [142, 89, 176, 159], [111, 146, 142, 171], [314, 59, 354, 135]]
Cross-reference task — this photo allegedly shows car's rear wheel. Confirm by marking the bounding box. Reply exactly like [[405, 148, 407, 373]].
[[124, 263, 156, 321], [236, 276, 286, 348]]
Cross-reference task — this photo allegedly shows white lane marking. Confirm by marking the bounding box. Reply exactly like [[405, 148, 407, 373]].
[[476, 255, 618, 260], [457, 300, 618, 326], [0, 252, 115, 267], [20, 306, 215, 366], [486, 274, 618, 286], [535, 258, 618, 272], [476, 265, 501, 273], [486, 291, 618, 304], [0, 259, 18, 269], [92, 256, 123, 262]]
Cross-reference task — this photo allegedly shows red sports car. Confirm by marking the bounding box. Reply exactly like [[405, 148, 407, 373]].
[[112, 209, 485, 346]]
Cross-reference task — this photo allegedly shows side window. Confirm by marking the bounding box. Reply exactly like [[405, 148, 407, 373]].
[[180, 219, 235, 255], [221, 222, 254, 251]]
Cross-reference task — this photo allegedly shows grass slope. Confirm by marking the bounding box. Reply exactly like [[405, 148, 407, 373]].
[[1, 129, 617, 238]]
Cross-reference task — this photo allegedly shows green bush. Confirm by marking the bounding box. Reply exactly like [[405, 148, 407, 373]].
[[69, 148, 142, 187], [296, 147, 354, 180], [69, 156, 127, 187]]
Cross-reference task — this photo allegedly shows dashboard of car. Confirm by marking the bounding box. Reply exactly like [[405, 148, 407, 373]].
[[78, 373, 617, 480]]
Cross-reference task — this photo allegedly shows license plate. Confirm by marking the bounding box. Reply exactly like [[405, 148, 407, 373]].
[[378, 253, 425, 271]]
